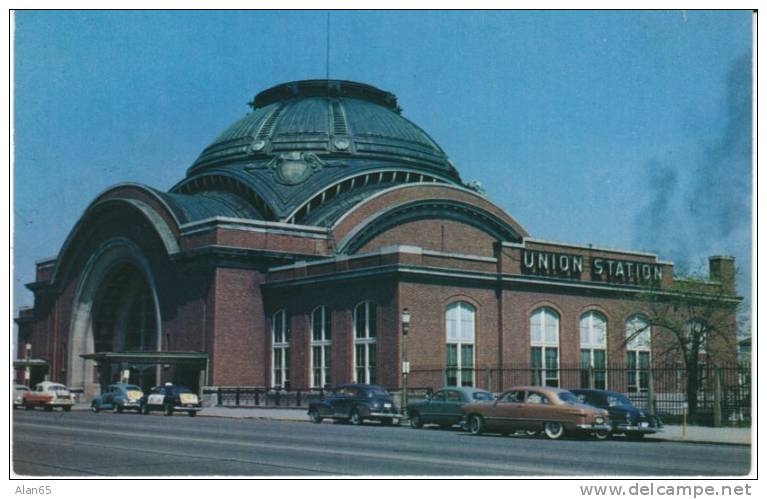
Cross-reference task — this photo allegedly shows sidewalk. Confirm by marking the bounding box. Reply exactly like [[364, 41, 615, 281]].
[[195, 406, 751, 446]]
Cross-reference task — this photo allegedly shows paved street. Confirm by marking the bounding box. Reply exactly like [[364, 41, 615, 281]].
[[13, 410, 751, 477]]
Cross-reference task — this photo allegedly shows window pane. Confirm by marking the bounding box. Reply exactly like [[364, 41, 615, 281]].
[[580, 349, 590, 368], [545, 347, 558, 370], [531, 347, 542, 369], [368, 304, 376, 338], [593, 349, 606, 369], [530, 311, 542, 344], [355, 305, 365, 338], [324, 308, 332, 341], [446, 344, 458, 368], [312, 309, 321, 342], [460, 345, 473, 369]]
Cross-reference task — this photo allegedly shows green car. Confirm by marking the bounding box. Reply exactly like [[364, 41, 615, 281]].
[[407, 387, 494, 429]]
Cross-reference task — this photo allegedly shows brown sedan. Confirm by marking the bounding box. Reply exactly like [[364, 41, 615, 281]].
[[461, 386, 611, 440]]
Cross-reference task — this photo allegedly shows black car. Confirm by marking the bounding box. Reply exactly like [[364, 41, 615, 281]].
[[406, 387, 494, 429], [307, 384, 403, 425], [139, 383, 201, 417], [570, 389, 662, 439]]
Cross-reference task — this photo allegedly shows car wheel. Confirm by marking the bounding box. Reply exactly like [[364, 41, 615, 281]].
[[188, 411, 196, 417], [140, 405, 149, 415], [594, 429, 611, 441], [543, 421, 565, 440], [112, 404, 120, 414], [381, 418, 396, 426], [409, 412, 423, 429], [627, 433, 645, 440], [63, 406, 71, 412], [349, 408, 363, 425], [309, 408, 322, 424], [44, 406, 53, 412], [525, 430, 540, 437], [163, 404, 173, 416], [468, 415, 484, 435], [91, 403, 99, 413], [24, 402, 33, 411]]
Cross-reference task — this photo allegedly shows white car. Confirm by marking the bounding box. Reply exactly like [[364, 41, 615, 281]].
[[22, 382, 74, 411], [14, 384, 30, 408]]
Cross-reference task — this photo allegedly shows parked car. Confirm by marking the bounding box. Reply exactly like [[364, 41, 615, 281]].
[[570, 389, 663, 439], [307, 384, 403, 425], [22, 381, 74, 411], [14, 384, 30, 408], [91, 383, 144, 413], [407, 387, 493, 429], [461, 385, 610, 440], [139, 383, 201, 417]]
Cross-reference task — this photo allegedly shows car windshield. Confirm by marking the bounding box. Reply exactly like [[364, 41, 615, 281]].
[[472, 391, 493, 401], [367, 388, 390, 398], [172, 387, 192, 395], [125, 385, 141, 391], [558, 392, 580, 405], [50, 385, 69, 392], [607, 394, 633, 407]]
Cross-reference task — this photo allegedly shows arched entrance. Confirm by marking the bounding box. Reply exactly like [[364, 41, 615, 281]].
[[68, 238, 162, 397]]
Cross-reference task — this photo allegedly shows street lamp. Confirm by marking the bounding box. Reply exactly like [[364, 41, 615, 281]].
[[401, 308, 411, 410]]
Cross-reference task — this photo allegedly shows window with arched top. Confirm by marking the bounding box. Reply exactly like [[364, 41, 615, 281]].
[[626, 315, 651, 393], [580, 311, 607, 389], [353, 302, 376, 384], [271, 310, 290, 388], [530, 307, 560, 387], [445, 301, 476, 387], [310, 306, 332, 388]]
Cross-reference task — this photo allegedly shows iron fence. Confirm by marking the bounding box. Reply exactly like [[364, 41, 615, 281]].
[[408, 362, 751, 426]]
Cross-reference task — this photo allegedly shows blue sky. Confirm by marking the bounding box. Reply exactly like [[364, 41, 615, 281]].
[[13, 10, 753, 312]]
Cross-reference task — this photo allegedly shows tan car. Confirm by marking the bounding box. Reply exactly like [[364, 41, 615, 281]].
[[461, 385, 610, 440]]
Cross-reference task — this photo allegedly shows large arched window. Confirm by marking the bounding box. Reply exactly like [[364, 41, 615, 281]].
[[530, 307, 560, 387], [353, 302, 376, 384], [580, 311, 607, 389], [271, 310, 290, 388], [310, 306, 332, 388], [626, 315, 651, 393], [445, 302, 476, 387]]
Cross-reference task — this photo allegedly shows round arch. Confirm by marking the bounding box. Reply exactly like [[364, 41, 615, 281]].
[[67, 237, 162, 397]]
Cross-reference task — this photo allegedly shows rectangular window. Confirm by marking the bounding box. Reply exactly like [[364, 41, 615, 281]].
[[272, 311, 290, 388], [353, 302, 376, 384], [627, 351, 650, 393]]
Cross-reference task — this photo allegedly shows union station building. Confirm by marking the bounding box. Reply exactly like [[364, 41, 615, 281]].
[[15, 80, 739, 398]]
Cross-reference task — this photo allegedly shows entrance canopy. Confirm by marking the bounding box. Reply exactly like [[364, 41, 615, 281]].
[[81, 351, 209, 393], [81, 351, 208, 366]]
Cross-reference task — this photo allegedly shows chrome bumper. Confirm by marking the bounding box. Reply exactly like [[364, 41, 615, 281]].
[[369, 412, 403, 419], [174, 405, 201, 411], [576, 423, 613, 431], [614, 424, 660, 433]]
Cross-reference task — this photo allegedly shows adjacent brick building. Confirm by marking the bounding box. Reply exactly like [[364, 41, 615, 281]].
[[15, 80, 739, 399]]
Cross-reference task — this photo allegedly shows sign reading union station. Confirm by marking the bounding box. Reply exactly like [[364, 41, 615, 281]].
[[522, 250, 663, 284]]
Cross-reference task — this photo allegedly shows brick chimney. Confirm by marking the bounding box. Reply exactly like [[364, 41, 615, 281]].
[[708, 255, 736, 295]]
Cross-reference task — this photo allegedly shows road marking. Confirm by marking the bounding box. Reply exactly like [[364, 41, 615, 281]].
[[14, 421, 579, 475]]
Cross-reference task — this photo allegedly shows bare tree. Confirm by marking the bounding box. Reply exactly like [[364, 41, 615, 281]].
[[627, 275, 740, 422]]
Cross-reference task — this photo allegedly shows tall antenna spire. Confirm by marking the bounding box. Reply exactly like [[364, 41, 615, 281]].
[[325, 12, 331, 80]]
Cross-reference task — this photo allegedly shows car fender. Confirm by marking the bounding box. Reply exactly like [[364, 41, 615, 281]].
[[355, 404, 372, 418]]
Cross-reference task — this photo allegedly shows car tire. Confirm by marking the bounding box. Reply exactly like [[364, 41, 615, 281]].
[[594, 429, 611, 440], [44, 406, 53, 412], [349, 408, 363, 426], [112, 404, 120, 414], [309, 408, 322, 424], [468, 415, 484, 436], [140, 405, 149, 415], [24, 402, 33, 411], [91, 403, 99, 413], [63, 406, 71, 412], [188, 411, 196, 417], [543, 422, 565, 440], [409, 412, 423, 429], [627, 433, 645, 440], [525, 430, 540, 437], [163, 404, 173, 416]]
